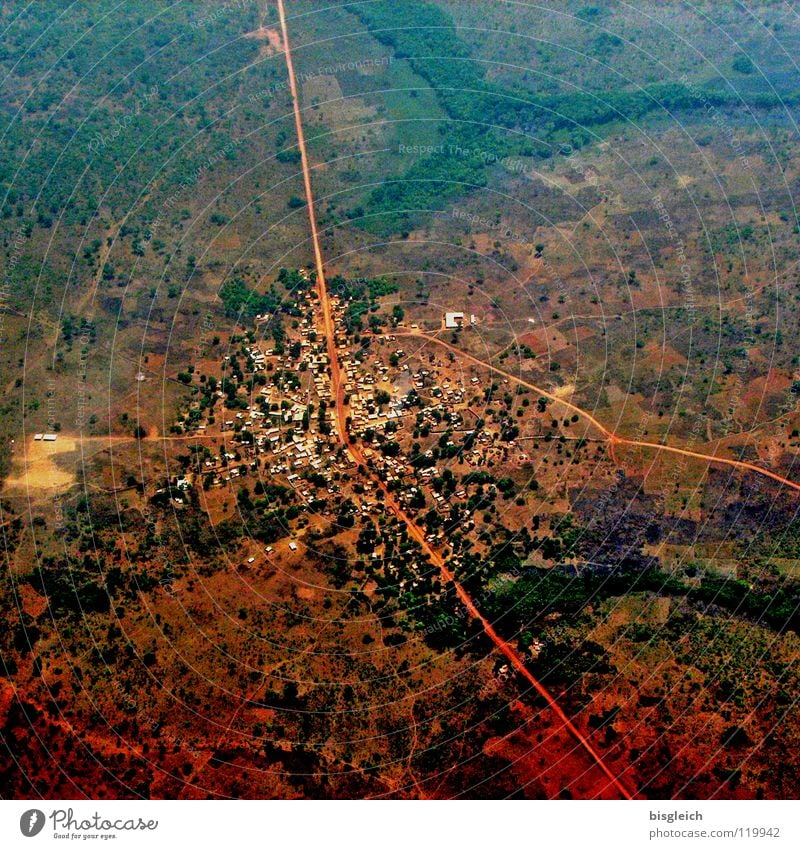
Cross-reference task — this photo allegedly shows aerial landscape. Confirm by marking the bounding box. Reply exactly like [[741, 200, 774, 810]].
[[1, 0, 800, 805]]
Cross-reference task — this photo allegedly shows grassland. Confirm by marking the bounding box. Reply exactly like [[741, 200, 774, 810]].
[[1, 0, 800, 800]]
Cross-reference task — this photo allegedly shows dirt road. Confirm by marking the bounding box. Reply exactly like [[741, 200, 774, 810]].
[[395, 329, 800, 495], [276, 0, 635, 800]]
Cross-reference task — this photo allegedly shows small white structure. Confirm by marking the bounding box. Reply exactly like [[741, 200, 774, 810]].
[[444, 312, 465, 329], [34, 434, 43, 441], [288, 541, 298, 551], [43, 433, 57, 442]]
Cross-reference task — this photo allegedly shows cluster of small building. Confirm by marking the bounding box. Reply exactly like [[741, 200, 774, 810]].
[[443, 311, 478, 329], [181, 287, 354, 507], [173, 271, 539, 579]]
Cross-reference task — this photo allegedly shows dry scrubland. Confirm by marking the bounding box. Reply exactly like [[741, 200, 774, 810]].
[[1, 0, 800, 799]]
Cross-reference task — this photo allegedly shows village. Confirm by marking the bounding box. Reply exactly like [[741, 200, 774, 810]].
[[164, 269, 598, 611]]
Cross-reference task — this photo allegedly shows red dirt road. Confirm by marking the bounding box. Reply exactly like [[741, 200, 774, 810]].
[[276, 0, 345, 440], [396, 330, 800, 495], [277, 0, 635, 800]]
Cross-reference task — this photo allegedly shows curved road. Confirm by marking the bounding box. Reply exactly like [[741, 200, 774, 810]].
[[277, 0, 635, 800], [395, 330, 800, 495]]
